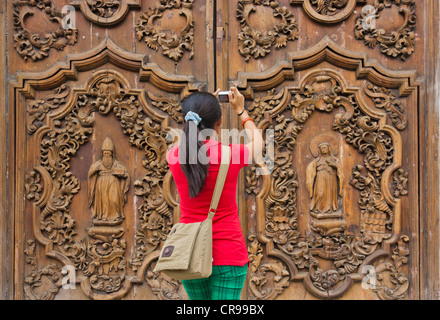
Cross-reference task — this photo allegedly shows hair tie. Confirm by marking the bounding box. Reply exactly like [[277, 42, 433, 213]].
[[185, 111, 202, 126]]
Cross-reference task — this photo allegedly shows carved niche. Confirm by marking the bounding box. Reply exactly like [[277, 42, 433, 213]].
[[20, 40, 199, 300], [13, 0, 78, 62], [136, 0, 195, 62], [240, 38, 416, 300], [70, 0, 141, 26], [237, 0, 299, 61]]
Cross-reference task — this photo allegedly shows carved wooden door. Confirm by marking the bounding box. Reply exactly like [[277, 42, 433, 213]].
[[5, 0, 434, 300]]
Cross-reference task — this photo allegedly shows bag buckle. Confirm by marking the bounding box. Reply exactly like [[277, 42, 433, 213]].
[[208, 208, 216, 218]]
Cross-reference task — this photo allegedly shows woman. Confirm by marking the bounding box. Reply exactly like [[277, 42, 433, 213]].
[[166, 87, 263, 300]]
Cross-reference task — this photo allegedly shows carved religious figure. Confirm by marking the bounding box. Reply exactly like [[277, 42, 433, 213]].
[[306, 138, 343, 214], [88, 137, 130, 223]]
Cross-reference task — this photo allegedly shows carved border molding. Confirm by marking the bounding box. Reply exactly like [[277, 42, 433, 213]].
[[136, 0, 195, 62], [15, 39, 200, 300], [237, 37, 419, 300], [70, 0, 141, 26], [237, 0, 299, 61], [13, 0, 78, 62]]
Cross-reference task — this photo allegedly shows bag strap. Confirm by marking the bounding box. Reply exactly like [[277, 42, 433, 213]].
[[208, 145, 231, 219]]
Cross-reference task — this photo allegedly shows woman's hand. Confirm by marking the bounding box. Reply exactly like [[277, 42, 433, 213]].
[[228, 87, 245, 114]]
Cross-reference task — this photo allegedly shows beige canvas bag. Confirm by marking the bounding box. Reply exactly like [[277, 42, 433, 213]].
[[153, 145, 231, 280]]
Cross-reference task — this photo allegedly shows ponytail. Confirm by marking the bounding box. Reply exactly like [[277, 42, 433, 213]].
[[180, 92, 222, 198]]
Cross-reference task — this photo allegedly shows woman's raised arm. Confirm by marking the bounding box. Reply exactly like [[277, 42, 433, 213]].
[[228, 87, 264, 165]]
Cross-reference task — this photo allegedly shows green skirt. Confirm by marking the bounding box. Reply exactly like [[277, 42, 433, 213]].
[[182, 264, 248, 300]]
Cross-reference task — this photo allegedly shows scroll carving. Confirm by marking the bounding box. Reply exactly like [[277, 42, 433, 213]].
[[364, 83, 407, 130], [26, 85, 71, 135], [244, 65, 410, 300], [237, 0, 299, 61], [354, 0, 416, 60], [145, 263, 182, 300], [136, 0, 195, 61], [248, 235, 290, 300], [24, 240, 63, 300], [392, 168, 408, 198], [70, 0, 141, 26], [350, 165, 394, 237], [13, 0, 78, 62], [372, 235, 410, 300], [25, 170, 43, 201]]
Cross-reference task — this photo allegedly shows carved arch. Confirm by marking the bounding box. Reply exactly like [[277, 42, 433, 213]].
[[70, 0, 141, 26]]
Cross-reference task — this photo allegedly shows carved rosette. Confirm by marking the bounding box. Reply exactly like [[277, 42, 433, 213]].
[[136, 0, 195, 62], [290, 0, 363, 23], [237, 0, 299, 61], [70, 0, 141, 26], [354, 0, 416, 60], [13, 0, 78, 62], [243, 58, 411, 299], [84, 0, 121, 18]]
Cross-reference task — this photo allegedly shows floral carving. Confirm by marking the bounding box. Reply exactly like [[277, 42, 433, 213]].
[[364, 83, 407, 130], [25, 170, 43, 201], [136, 0, 195, 61], [237, 0, 299, 61], [148, 92, 184, 123], [24, 240, 63, 300], [247, 235, 290, 300], [26, 85, 71, 135], [354, 0, 416, 60], [350, 165, 394, 239], [13, 0, 78, 61], [372, 235, 410, 300], [310, 0, 349, 16], [145, 263, 181, 300], [392, 168, 408, 198]]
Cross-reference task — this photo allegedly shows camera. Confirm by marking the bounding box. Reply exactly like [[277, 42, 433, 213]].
[[217, 91, 230, 103]]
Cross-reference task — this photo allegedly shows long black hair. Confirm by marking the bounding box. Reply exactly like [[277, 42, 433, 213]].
[[180, 92, 222, 198]]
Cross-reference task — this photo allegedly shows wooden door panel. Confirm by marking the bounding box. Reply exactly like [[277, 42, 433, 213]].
[[12, 0, 212, 300], [218, 0, 422, 300], [18, 50, 202, 300]]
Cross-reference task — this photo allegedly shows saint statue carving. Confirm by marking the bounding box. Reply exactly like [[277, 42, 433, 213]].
[[88, 137, 130, 223], [306, 135, 344, 214]]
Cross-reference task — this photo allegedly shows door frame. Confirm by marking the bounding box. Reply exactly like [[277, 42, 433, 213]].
[[419, 0, 440, 300]]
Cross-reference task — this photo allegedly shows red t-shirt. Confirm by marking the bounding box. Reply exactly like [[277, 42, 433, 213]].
[[167, 139, 249, 266]]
